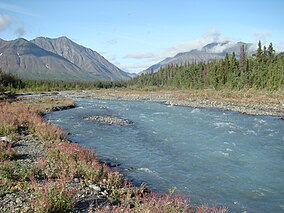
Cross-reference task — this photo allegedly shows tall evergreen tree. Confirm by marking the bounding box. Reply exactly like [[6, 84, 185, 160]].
[[267, 42, 275, 60], [128, 41, 283, 91], [256, 41, 263, 62], [239, 44, 246, 73]]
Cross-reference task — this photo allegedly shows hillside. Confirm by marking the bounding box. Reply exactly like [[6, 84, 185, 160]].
[[141, 41, 252, 74], [131, 42, 283, 91], [0, 37, 130, 81]]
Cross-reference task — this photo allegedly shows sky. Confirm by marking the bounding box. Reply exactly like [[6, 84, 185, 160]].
[[0, 0, 284, 73]]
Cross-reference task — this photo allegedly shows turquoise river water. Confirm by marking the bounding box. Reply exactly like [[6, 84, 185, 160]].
[[46, 98, 284, 212]]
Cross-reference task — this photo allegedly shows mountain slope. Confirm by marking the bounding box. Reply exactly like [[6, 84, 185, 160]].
[[0, 37, 130, 81], [0, 38, 88, 80], [31, 36, 130, 80], [141, 41, 252, 74]]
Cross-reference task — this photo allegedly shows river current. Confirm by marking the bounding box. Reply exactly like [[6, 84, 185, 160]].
[[46, 98, 284, 212]]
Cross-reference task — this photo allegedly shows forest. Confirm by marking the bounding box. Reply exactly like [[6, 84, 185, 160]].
[[0, 42, 283, 93], [128, 42, 284, 90], [0, 70, 126, 93]]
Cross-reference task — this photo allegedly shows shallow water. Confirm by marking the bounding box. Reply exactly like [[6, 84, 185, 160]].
[[46, 98, 284, 212]]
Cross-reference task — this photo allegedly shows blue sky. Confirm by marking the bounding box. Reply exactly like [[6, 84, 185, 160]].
[[0, 0, 284, 73]]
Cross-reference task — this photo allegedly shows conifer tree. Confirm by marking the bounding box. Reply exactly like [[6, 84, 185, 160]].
[[239, 44, 246, 73], [267, 42, 275, 60], [256, 41, 263, 61]]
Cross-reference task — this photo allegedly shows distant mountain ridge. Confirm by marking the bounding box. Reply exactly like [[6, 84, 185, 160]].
[[141, 41, 253, 74], [0, 36, 130, 81]]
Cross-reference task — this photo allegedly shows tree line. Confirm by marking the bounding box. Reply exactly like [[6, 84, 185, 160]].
[[1, 41, 283, 93], [0, 69, 126, 93], [22, 80, 127, 92], [0, 69, 25, 93], [128, 41, 284, 90]]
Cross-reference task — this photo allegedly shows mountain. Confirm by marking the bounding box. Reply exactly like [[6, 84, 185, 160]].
[[0, 36, 130, 81], [141, 41, 252, 74], [125, 72, 137, 78], [31, 37, 130, 80], [0, 38, 84, 80]]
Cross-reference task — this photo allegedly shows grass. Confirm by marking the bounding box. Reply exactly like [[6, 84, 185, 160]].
[[30, 176, 76, 213], [0, 161, 29, 182], [94, 87, 284, 105], [0, 97, 74, 141], [0, 96, 228, 212], [96, 190, 227, 213], [18, 96, 76, 112], [171, 88, 284, 105], [0, 140, 16, 161]]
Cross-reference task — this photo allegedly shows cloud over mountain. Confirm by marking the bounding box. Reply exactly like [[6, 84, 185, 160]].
[[0, 14, 11, 31]]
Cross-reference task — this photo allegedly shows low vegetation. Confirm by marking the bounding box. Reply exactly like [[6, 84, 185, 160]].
[[0, 69, 25, 92], [0, 140, 16, 161], [0, 97, 227, 212]]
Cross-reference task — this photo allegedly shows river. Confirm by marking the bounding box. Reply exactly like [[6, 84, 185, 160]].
[[46, 98, 284, 212]]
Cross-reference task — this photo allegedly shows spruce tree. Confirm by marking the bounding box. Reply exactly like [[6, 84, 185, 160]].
[[256, 41, 263, 62], [267, 42, 275, 60], [239, 44, 246, 73]]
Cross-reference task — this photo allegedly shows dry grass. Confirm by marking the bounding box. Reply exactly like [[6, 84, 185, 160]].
[[30, 175, 76, 213], [0, 102, 66, 141], [94, 88, 284, 105], [17, 96, 76, 113], [0, 140, 16, 161], [96, 190, 227, 213], [171, 89, 284, 105]]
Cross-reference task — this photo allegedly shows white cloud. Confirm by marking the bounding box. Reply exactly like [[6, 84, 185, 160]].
[[158, 28, 228, 58], [208, 41, 236, 53], [253, 30, 272, 41], [124, 28, 230, 63], [14, 27, 26, 37], [204, 28, 221, 40], [274, 42, 284, 53], [115, 62, 152, 73], [0, 14, 11, 31]]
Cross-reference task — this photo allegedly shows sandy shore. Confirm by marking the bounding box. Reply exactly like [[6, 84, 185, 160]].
[[59, 90, 284, 117]]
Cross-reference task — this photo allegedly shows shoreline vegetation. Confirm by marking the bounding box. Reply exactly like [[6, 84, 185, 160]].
[[59, 89, 284, 117], [0, 96, 228, 212]]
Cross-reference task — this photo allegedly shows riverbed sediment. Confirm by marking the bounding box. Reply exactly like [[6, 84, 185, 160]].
[[59, 90, 284, 117]]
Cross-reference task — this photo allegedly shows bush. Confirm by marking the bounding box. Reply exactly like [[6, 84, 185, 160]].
[[0, 69, 25, 91], [0, 140, 16, 161], [31, 177, 76, 213]]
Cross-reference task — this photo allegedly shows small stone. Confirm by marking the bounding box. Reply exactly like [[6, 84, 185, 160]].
[[101, 190, 108, 196], [15, 198, 22, 204], [0, 136, 8, 141], [24, 206, 31, 212], [89, 184, 101, 192]]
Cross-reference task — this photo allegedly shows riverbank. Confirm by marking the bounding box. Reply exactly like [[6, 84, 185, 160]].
[[59, 89, 284, 117], [0, 97, 227, 212]]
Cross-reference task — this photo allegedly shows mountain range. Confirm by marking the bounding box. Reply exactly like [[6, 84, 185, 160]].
[[141, 41, 253, 74], [0, 36, 255, 81], [0, 36, 130, 81]]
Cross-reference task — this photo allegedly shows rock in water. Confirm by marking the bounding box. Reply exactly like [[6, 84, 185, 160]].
[[84, 115, 133, 126]]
